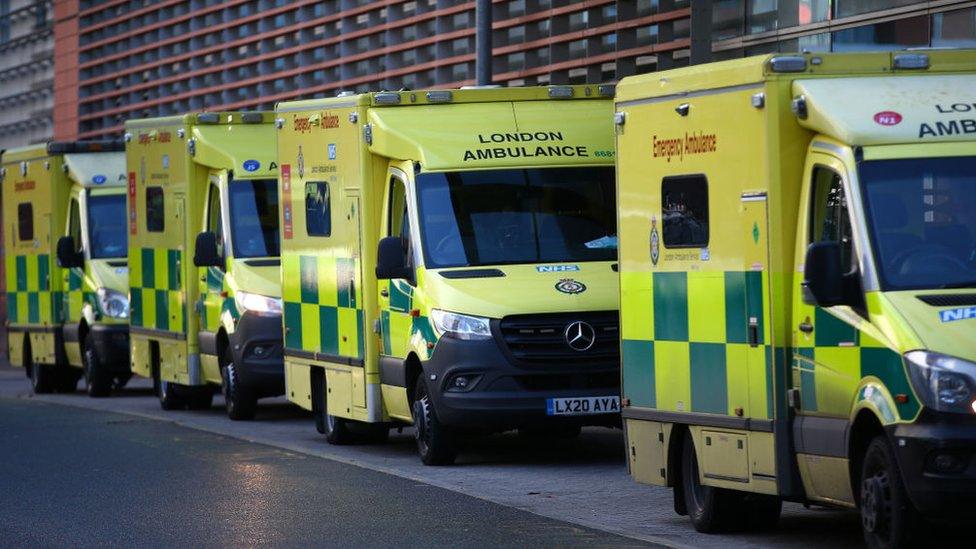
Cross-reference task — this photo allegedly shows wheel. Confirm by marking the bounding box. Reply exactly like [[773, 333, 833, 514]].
[[185, 387, 214, 410], [860, 436, 918, 548], [221, 359, 256, 421], [28, 343, 56, 395], [156, 371, 186, 411], [113, 372, 132, 390], [518, 424, 582, 439], [411, 376, 457, 466], [310, 368, 355, 444], [681, 433, 741, 533], [83, 332, 112, 397]]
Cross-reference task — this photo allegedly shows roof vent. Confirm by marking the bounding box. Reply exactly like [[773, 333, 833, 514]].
[[893, 53, 929, 70], [374, 92, 401, 105], [769, 56, 808, 73], [548, 86, 575, 99], [918, 294, 976, 307], [425, 91, 453, 103]]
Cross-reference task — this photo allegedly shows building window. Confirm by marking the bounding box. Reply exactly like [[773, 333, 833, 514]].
[[146, 187, 165, 232], [305, 182, 331, 237], [712, 0, 745, 41], [17, 203, 33, 241], [662, 175, 709, 248], [799, 0, 830, 24], [832, 15, 929, 52], [748, 0, 777, 34], [932, 7, 976, 49], [835, 0, 920, 19]]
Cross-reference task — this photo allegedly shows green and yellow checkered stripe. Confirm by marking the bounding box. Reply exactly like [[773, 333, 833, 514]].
[[622, 270, 776, 419], [282, 255, 364, 359], [128, 247, 185, 333], [197, 266, 237, 332], [5, 254, 61, 325], [793, 308, 919, 420], [379, 280, 437, 360], [66, 267, 96, 321]]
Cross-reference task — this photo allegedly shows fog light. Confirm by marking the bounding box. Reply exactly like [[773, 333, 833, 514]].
[[926, 451, 969, 474], [446, 374, 480, 392], [253, 346, 267, 357]]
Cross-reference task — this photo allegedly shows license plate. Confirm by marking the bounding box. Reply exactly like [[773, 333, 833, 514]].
[[546, 396, 620, 416]]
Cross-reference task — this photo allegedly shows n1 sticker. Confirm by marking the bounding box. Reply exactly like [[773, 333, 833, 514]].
[[537, 265, 579, 273]]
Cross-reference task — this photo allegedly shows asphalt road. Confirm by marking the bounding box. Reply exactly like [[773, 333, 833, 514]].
[[0, 366, 876, 548], [0, 397, 645, 547]]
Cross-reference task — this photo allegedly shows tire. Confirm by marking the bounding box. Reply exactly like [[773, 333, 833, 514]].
[[83, 332, 112, 398], [222, 359, 256, 421], [860, 436, 919, 549], [114, 372, 132, 390], [157, 372, 185, 411], [55, 368, 81, 393], [311, 368, 355, 444], [681, 433, 741, 533], [411, 376, 457, 466], [28, 343, 56, 395]]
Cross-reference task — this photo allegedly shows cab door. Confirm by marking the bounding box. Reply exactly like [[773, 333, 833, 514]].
[[791, 153, 861, 505], [63, 193, 85, 366], [197, 174, 226, 381], [377, 169, 417, 420]]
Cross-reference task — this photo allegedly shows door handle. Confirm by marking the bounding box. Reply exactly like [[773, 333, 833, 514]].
[[380, 288, 389, 298], [798, 321, 814, 334]]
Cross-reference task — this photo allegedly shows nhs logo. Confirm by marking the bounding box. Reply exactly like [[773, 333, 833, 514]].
[[940, 307, 976, 323], [536, 265, 580, 273]]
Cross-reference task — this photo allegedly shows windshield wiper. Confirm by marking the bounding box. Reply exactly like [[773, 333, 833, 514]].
[[940, 280, 976, 289]]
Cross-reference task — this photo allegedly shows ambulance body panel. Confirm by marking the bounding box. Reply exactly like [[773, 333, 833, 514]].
[[1, 142, 130, 395], [616, 51, 976, 541], [277, 86, 620, 463], [125, 113, 283, 417]]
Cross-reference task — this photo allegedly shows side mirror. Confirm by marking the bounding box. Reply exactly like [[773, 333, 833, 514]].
[[56, 236, 83, 268], [375, 236, 412, 280], [193, 231, 222, 268], [802, 241, 846, 307]]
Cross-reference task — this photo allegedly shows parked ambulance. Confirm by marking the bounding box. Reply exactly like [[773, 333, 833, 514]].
[[1, 141, 130, 396], [124, 112, 284, 419], [275, 85, 620, 464], [616, 50, 976, 546]]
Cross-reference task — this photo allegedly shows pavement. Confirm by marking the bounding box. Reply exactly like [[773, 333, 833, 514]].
[[0, 365, 870, 548]]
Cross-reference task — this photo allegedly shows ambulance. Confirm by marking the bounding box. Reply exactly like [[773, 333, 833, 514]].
[[616, 50, 976, 546], [276, 85, 620, 464], [1, 141, 130, 396], [125, 112, 284, 419]]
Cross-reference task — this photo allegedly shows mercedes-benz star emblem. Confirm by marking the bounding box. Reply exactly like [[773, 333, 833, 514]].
[[565, 321, 596, 352]]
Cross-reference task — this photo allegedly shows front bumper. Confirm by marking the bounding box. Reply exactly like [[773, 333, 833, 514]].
[[229, 311, 284, 398], [423, 335, 620, 433], [90, 324, 130, 374], [889, 409, 976, 519]]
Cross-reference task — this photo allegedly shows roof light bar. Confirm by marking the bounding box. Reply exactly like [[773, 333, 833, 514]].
[[769, 56, 808, 73], [893, 53, 929, 70], [548, 86, 575, 99], [598, 84, 616, 97], [241, 112, 264, 124], [374, 92, 402, 105], [197, 112, 219, 124], [426, 91, 453, 103]]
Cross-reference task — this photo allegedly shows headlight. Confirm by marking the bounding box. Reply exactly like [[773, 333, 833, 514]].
[[97, 288, 129, 319], [235, 291, 283, 316], [905, 350, 976, 414], [430, 309, 492, 340]]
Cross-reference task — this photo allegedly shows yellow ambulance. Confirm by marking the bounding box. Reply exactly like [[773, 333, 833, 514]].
[[2, 141, 130, 396], [125, 112, 284, 419], [276, 85, 620, 464], [616, 50, 976, 545]]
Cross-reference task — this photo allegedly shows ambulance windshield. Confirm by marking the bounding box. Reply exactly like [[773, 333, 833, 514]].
[[860, 156, 976, 290], [87, 194, 127, 259], [416, 167, 616, 269], [229, 179, 280, 259]]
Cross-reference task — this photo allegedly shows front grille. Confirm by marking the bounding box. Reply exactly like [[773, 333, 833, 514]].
[[497, 311, 619, 367], [918, 294, 976, 307]]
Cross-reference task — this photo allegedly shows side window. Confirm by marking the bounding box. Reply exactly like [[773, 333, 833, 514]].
[[305, 182, 331, 237], [661, 175, 709, 248], [146, 187, 165, 232], [68, 199, 82, 252], [17, 203, 33, 241], [388, 177, 409, 239], [207, 184, 224, 257], [810, 167, 855, 273]]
